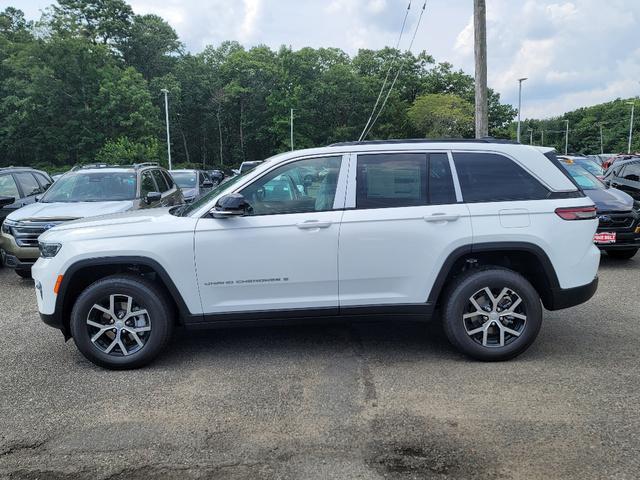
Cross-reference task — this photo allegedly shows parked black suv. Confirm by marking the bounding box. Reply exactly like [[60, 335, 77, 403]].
[[0, 167, 53, 226], [603, 158, 640, 201], [562, 163, 640, 259]]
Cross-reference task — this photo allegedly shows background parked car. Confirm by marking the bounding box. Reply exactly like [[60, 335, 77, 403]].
[[603, 158, 640, 201], [558, 155, 605, 179], [0, 166, 54, 242], [602, 154, 640, 171], [561, 162, 639, 259], [1, 162, 181, 278], [170, 169, 214, 202], [207, 169, 225, 186]]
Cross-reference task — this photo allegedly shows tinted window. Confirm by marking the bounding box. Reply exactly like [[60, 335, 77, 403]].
[[151, 169, 169, 192], [623, 162, 640, 181], [0, 174, 20, 198], [428, 153, 456, 204], [241, 156, 342, 215], [161, 170, 175, 189], [172, 172, 197, 189], [454, 152, 549, 202], [34, 172, 53, 191], [357, 153, 427, 209], [41, 172, 137, 202], [140, 172, 157, 197], [14, 172, 42, 196]]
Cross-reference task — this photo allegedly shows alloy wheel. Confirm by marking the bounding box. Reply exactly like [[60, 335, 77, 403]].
[[86, 294, 151, 356], [462, 287, 527, 348]]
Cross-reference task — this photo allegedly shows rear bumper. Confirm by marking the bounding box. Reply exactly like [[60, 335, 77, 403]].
[[547, 276, 598, 311]]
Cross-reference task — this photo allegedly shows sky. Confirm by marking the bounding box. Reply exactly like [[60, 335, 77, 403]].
[[3, 0, 640, 119]]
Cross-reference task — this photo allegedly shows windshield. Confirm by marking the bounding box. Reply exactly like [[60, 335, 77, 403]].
[[562, 164, 604, 190], [172, 172, 197, 189], [41, 172, 137, 202], [573, 158, 604, 177], [177, 173, 249, 216]]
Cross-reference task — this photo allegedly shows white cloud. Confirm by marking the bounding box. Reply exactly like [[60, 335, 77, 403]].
[[3, 0, 639, 119]]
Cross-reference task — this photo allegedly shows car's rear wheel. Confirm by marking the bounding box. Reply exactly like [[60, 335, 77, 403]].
[[607, 248, 638, 260], [442, 268, 542, 361], [70, 274, 173, 369]]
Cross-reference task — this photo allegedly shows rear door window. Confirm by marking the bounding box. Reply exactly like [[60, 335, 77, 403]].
[[622, 162, 640, 181], [454, 152, 549, 202], [14, 172, 42, 196], [161, 170, 175, 189], [355, 152, 456, 209], [151, 169, 169, 192], [34, 172, 53, 191]]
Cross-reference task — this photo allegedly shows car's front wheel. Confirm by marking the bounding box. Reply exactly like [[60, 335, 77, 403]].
[[70, 274, 174, 369], [15, 268, 32, 279], [442, 268, 542, 361]]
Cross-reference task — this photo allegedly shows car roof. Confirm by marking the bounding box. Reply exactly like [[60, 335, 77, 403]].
[[0, 166, 49, 175], [608, 158, 640, 169]]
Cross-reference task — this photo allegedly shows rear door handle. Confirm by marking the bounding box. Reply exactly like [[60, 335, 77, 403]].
[[296, 220, 332, 229], [424, 213, 460, 223]]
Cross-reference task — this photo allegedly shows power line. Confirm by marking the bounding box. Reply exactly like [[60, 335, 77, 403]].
[[358, 1, 412, 141], [361, 0, 428, 141]]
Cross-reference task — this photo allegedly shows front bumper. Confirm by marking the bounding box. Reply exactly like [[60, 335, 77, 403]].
[[0, 231, 39, 269], [595, 231, 640, 250], [547, 276, 598, 311]]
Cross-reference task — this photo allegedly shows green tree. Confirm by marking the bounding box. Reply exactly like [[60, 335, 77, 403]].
[[408, 93, 475, 137], [96, 136, 160, 164], [50, 0, 133, 45]]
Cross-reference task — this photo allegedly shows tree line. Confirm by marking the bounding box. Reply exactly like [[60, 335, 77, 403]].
[[0, 0, 521, 172]]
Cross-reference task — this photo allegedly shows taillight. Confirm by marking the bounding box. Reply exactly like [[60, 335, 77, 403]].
[[555, 206, 597, 220]]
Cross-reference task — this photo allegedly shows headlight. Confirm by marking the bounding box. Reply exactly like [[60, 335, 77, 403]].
[[1, 219, 17, 235], [39, 242, 62, 258]]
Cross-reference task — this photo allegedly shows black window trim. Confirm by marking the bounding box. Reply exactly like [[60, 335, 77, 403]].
[[139, 170, 159, 198], [13, 171, 43, 197]]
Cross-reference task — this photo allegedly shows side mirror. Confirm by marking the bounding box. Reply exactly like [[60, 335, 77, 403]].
[[0, 196, 15, 208], [145, 191, 162, 205], [211, 193, 252, 218]]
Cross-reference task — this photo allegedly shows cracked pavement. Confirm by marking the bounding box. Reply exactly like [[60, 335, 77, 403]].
[[1, 254, 639, 479]]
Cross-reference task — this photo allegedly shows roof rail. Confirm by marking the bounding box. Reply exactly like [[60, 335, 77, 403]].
[[71, 163, 121, 171], [0, 166, 33, 170], [133, 162, 159, 169], [328, 137, 520, 147]]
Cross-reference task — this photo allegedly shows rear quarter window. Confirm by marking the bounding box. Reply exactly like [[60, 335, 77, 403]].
[[454, 152, 549, 202]]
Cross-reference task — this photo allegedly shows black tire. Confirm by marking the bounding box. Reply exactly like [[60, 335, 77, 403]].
[[70, 274, 174, 369], [607, 248, 638, 260], [442, 267, 543, 361], [15, 268, 32, 279]]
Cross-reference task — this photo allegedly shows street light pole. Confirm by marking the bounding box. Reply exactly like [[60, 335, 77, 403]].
[[541, 129, 544, 146], [599, 123, 604, 155], [474, 0, 488, 138], [564, 120, 569, 155], [290, 109, 294, 151], [627, 101, 635, 154], [161, 88, 172, 170], [516, 77, 528, 143]]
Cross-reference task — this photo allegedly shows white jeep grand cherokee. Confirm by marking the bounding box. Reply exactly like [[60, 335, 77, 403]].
[[33, 139, 600, 369]]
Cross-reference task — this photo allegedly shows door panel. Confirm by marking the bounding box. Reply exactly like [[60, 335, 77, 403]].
[[338, 151, 472, 307], [195, 154, 346, 314]]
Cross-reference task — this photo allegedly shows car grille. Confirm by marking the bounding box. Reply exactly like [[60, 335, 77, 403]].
[[597, 213, 636, 231], [9, 220, 69, 247]]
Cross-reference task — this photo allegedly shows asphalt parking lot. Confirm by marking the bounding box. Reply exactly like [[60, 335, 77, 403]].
[[1, 256, 639, 480]]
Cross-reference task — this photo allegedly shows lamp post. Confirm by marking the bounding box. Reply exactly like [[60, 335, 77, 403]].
[[564, 120, 569, 155], [627, 101, 635, 154], [516, 77, 528, 143], [599, 123, 604, 155], [290, 109, 294, 151], [527, 128, 533, 145], [161, 88, 172, 171]]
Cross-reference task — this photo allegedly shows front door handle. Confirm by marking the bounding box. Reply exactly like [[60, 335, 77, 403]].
[[297, 220, 332, 229], [424, 213, 460, 223]]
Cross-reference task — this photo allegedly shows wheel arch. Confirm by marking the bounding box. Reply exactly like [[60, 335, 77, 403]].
[[55, 256, 194, 339], [428, 242, 561, 310]]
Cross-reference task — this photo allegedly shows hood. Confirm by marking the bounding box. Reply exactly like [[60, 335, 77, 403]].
[[584, 187, 634, 212], [6, 200, 134, 222], [38, 207, 196, 244]]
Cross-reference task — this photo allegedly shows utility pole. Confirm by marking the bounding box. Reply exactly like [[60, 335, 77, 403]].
[[290, 109, 294, 151], [627, 101, 635, 154], [528, 128, 533, 145], [516, 78, 527, 143], [599, 123, 604, 155], [564, 120, 569, 155], [541, 129, 544, 146], [474, 0, 488, 138], [161, 88, 172, 170]]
